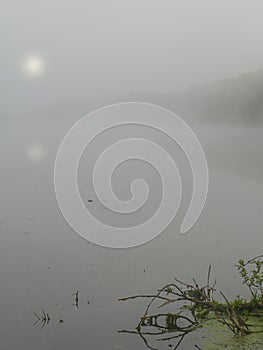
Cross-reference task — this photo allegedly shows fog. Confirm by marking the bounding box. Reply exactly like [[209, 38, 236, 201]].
[[1, 1, 263, 350], [2, 0, 263, 120]]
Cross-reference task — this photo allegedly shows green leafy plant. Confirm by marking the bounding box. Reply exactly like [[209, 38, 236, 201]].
[[236, 255, 263, 302]]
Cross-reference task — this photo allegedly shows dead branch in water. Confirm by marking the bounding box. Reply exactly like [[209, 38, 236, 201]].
[[119, 259, 263, 349]]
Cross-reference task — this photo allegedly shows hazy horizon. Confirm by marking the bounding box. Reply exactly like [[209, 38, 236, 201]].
[[2, 0, 263, 119]]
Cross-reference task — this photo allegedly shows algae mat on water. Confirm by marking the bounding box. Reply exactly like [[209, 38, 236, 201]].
[[202, 316, 263, 350]]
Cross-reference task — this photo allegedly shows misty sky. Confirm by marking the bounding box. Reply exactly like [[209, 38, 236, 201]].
[[1, 0, 263, 117]]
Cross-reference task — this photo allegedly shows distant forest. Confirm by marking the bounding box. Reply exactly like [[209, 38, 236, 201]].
[[139, 69, 263, 126], [174, 69, 263, 125], [120, 69, 263, 126]]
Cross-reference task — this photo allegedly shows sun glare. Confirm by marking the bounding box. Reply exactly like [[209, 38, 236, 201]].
[[23, 55, 45, 76]]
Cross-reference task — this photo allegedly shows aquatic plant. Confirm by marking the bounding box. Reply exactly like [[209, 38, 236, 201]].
[[33, 308, 50, 328], [236, 255, 263, 303], [73, 290, 79, 308]]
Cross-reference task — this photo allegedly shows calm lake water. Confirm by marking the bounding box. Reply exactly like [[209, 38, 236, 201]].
[[0, 120, 262, 349]]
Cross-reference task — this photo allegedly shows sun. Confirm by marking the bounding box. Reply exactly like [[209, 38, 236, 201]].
[[23, 55, 45, 76]]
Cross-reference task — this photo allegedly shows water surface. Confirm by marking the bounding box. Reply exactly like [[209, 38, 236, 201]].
[[0, 120, 262, 349]]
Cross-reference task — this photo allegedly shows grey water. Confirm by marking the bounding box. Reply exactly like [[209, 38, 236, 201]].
[[0, 120, 262, 349]]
